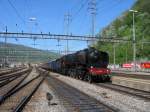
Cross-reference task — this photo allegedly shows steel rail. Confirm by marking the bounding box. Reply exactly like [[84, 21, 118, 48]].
[[0, 67, 25, 76], [96, 83, 150, 101], [13, 75, 46, 112], [46, 75, 119, 112], [0, 68, 29, 81], [0, 69, 32, 104]]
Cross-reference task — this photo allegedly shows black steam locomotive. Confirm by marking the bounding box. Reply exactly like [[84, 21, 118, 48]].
[[42, 47, 111, 82]]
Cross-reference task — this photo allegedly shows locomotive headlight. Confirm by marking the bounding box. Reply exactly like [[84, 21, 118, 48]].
[[107, 69, 110, 73], [91, 66, 93, 68]]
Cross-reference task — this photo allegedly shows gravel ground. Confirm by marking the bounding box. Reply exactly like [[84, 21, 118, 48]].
[[17, 68, 39, 88], [50, 72, 150, 112], [23, 80, 67, 112], [21, 68, 38, 84]]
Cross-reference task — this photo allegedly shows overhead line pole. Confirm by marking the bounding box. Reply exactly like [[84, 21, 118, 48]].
[[88, 0, 97, 45], [64, 12, 72, 54], [113, 43, 116, 69], [4, 26, 8, 68]]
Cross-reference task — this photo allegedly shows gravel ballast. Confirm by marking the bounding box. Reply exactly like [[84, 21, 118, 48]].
[[50, 72, 150, 112], [23, 80, 67, 112]]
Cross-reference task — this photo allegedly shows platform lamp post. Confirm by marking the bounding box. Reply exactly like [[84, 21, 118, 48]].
[[129, 9, 138, 72]]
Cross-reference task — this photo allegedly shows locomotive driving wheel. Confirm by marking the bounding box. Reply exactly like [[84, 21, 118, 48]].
[[77, 70, 84, 80], [78, 74, 84, 80], [84, 74, 93, 83], [105, 75, 111, 82], [70, 70, 74, 77]]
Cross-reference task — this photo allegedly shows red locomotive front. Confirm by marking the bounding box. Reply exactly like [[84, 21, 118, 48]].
[[88, 67, 111, 75]]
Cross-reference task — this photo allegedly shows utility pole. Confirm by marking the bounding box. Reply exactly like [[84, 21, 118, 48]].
[[111, 24, 116, 69], [32, 38, 38, 48], [64, 12, 72, 54], [142, 35, 144, 49], [32, 37, 38, 63], [130, 10, 138, 72], [88, 0, 97, 45], [56, 39, 62, 55], [113, 43, 116, 69], [15, 24, 18, 41], [4, 26, 7, 68], [125, 47, 128, 63], [14, 24, 18, 64]]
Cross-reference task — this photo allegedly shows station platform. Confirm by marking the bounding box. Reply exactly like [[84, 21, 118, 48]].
[[111, 76, 150, 92]]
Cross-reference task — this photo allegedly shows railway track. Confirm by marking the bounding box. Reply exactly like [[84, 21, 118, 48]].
[[46, 75, 119, 112], [0, 68, 32, 104], [0, 68, 32, 88], [111, 72, 150, 80], [46, 70, 150, 102], [0, 67, 25, 77], [96, 83, 150, 101], [0, 68, 47, 112]]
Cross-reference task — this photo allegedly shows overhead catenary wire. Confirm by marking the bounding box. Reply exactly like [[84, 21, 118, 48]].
[[7, 0, 26, 25], [94, 0, 122, 35], [68, 0, 90, 37], [70, 0, 85, 11], [0, 21, 5, 31], [63, 0, 91, 34], [64, 0, 123, 38], [97, 0, 113, 8], [97, 0, 122, 15], [25, 0, 43, 33], [71, 0, 89, 22], [70, 0, 122, 28]]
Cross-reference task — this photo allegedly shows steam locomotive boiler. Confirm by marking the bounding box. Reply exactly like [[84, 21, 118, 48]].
[[44, 47, 111, 82]]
